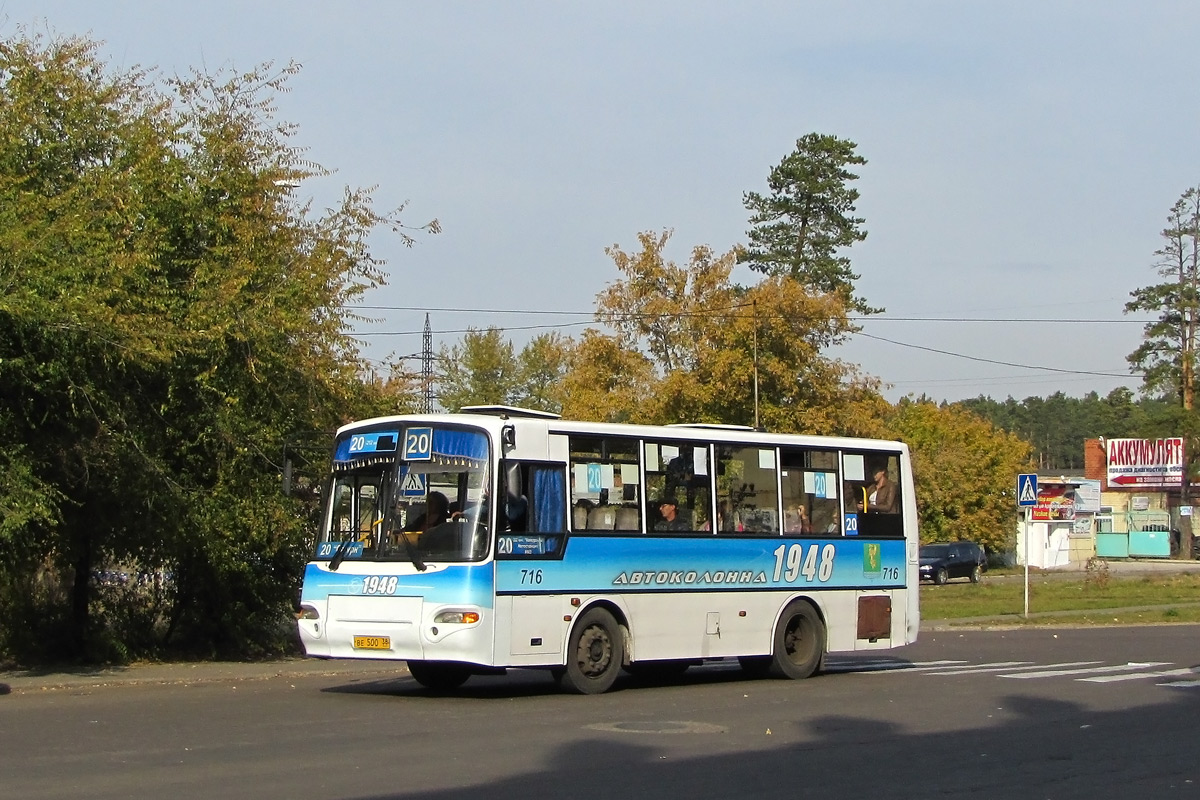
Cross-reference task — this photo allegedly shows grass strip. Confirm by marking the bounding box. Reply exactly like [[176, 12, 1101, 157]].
[[920, 572, 1200, 622]]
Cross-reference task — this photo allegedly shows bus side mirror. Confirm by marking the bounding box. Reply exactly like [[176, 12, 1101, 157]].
[[504, 462, 527, 526]]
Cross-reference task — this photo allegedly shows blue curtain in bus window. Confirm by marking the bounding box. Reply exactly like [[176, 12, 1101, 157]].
[[530, 466, 565, 533], [431, 429, 489, 466]]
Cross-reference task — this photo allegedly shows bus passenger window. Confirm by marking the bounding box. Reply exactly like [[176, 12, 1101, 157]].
[[843, 451, 904, 538], [569, 436, 641, 532], [716, 445, 779, 533], [844, 453, 901, 516], [645, 440, 712, 532], [780, 449, 840, 536]]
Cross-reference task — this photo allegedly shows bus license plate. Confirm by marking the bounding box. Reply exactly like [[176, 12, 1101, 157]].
[[353, 636, 391, 650]]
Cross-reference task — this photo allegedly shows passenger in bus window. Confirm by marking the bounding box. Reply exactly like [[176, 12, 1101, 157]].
[[784, 504, 811, 533], [453, 484, 490, 522], [716, 500, 735, 532], [654, 497, 689, 532], [408, 491, 450, 532], [857, 468, 898, 514]]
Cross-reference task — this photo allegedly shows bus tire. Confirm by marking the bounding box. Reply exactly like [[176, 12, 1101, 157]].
[[769, 600, 825, 680], [407, 661, 471, 691], [563, 607, 623, 694]]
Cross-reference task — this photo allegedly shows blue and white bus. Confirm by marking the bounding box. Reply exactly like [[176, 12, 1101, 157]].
[[297, 406, 919, 693]]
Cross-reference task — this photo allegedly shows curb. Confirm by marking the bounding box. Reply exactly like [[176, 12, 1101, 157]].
[[921, 602, 1200, 631], [0, 658, 405, 694]]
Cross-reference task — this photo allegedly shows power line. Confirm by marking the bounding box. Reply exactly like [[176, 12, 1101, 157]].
[[854, 331, 1134, 378], [888, 372, 1135, 388], [353, 303, 1150, 325], [350, 305, 1145, 382]]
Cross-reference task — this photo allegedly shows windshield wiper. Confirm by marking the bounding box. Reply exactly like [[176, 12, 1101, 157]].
[[328, 536, 354, 571], [397, 525, 427, 572]]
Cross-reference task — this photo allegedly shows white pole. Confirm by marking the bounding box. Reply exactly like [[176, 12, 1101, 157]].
[[1023, 508, 1030, 618], [752, 301, 759, 430]]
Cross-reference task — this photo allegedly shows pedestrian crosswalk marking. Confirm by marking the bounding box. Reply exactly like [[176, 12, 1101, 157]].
[[1000, 662, 1171, 679], [928, 660, 1099, 676], [924, 661, 1032, 674], [823, 659, 965, 673], [1085, 667, 1200, 683], [830, 656, 1187, 684]]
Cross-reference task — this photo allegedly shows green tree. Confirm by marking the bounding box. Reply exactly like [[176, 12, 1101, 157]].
[[512, 332, 573, 413], [0, 30, 432, 663], [1126, 186, 1200, 559], [437, 327, 518, 411], [889, 400, 1034, 554], [740, 133, 879, 314], [958, 389, 1163, 472], [438, 328, 575, 414], [1126, 187, 1200, 408]]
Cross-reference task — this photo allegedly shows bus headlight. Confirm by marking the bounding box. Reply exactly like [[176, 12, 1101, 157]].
[[434, 610, 480, 624]]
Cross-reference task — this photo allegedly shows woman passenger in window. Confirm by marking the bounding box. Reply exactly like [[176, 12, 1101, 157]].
[[408, 491, 450, 532], [784, 503, 811, 533], [857, 468, 898, 514]]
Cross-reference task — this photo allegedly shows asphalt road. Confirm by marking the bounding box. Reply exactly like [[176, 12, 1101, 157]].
[[2, 624, 1197, 799]]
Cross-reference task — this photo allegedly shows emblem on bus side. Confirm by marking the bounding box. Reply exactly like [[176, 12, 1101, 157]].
[[863, 542, 881, 575]]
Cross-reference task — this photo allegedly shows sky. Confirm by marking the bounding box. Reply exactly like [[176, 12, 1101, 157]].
[[16, 1, 1200, 403]]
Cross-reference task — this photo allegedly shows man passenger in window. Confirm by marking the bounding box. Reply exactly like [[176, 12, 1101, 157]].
[[655, 497, 690, 532], [858, 468, 898, 514]]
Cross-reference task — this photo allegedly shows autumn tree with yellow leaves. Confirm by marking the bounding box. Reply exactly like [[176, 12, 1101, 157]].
[[560, 229, 889, 435]]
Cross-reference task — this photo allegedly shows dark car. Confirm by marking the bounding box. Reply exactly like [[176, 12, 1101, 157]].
[[919, 541, 986, 585], [1166, 527, 1200, 559]]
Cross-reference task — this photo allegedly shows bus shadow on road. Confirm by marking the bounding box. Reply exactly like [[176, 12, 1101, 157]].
[[319, 657, 895, 700], [332, 688, 1200, 800]]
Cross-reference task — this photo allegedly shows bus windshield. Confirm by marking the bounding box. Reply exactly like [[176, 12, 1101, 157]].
[[317, 425, 492, 563]]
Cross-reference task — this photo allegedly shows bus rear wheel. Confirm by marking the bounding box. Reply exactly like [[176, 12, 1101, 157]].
[[563, 607, 623, 694], [769, 601, 825, 680], [407, 661, 471, 691]]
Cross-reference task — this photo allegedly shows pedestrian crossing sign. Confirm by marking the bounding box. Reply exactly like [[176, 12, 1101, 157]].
[[400, 469, 427, 498], [1017, 473, 1038, 507]]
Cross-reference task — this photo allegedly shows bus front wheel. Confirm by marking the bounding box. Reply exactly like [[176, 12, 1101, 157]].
[[563, 607, 624, 694], [407, 661, 471, 691], [769, 601, 825, 680]]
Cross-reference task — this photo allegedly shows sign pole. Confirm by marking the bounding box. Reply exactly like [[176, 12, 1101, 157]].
[[1016, 473, 1038, 619], [1023, 508, 1030, 618]]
